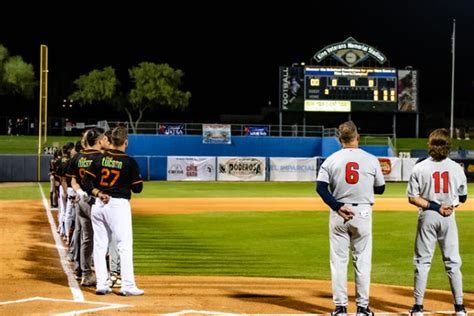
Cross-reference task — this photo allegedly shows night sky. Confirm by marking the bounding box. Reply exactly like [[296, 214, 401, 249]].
[[1, 1, 473, 134]]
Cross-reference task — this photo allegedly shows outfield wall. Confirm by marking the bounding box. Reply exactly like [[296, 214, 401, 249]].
[[126, 135, 394, 158], [0, 155, 51, 182], [1, 154, 473, 182]]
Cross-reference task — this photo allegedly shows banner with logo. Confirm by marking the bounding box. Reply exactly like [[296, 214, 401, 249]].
[[217, 157, 266, 181], [378, 157, 402, 181], [159, 124, 185, 135], [203, 124, 231, 144], [398, 70, 418, 112], [269, 158, 317, 181], [244, 126, 269, 136], [167, 156, 216, 181], [401, 158, 418, 181], [279, 66, 305, 112]]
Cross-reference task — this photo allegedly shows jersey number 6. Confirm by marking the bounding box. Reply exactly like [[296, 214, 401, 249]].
[[345, 162, 359, 184]]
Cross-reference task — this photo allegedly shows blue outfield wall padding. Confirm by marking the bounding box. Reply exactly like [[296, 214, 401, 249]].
[[321, 137, 341, 157], [133, 156, 149, 181], [126, 135, 393, 159], [149, 156, 167, 180], [360, 145, 392, 157], [0, 155, 51, 182], [127, 135, 322, 158]]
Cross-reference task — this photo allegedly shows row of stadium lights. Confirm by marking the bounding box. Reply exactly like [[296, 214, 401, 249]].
[[62, 99, 74, 108]]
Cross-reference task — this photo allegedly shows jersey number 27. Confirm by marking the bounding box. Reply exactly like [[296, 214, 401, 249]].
[[432, 171, 449, 193], [100, 168, 121, 187], [345, 162, 359, 184]]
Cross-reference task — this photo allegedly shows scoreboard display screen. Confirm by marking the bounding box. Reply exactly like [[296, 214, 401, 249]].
[[303, 66, 398, 112]]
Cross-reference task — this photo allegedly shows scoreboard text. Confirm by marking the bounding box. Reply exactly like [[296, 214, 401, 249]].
[[303, 66, 398, 112]]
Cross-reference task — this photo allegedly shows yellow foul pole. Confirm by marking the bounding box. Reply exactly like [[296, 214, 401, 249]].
[[37, 45, 48, 181]]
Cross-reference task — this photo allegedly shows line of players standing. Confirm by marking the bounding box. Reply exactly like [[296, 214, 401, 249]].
[[48, 126, 144, 296]]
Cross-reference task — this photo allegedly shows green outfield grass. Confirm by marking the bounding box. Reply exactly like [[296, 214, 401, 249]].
[[137, 181, 413, 198], [396, 138, 474, 153], [133, 211, 474, 292], [0, 183, 42, 200], [0, 136, 80, 154], [0, 182, 472, 293], [6, 181, 474, 200]]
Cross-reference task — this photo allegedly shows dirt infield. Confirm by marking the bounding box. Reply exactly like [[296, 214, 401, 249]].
[[0, 198, 472, 314], [129, 197, 474, 214]]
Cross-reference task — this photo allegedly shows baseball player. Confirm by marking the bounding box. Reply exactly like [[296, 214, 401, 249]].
[[56, 142, 75, 239], [49, 150, 59, 208], [407, 128, 467, 316], [316, 121, 385, 316], [83, 125, 144, 296], [68, 128, 105, 286]]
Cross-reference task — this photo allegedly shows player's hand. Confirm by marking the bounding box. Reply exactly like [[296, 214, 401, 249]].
[[338, 206, 355, 222], [98, 192, 110, 204], [439, 204, 454, 217], [75, 189, 88, 202]]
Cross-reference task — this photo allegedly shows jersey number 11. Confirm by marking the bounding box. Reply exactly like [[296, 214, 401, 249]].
[[432, 171, 449, 193]]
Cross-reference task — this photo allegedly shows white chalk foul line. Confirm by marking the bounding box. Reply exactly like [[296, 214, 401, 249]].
[[0, 296, 42, 305], [161, 311, 472, 316], [38, 183, 84, 302], [162, 310, 239, 316], [0, 296, 131, 315]]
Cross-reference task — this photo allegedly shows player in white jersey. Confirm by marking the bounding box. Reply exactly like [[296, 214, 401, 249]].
[[407, 128, 467, 316], [316, 121, 385, 316]]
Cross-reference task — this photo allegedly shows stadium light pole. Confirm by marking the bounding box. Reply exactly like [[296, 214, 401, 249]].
[[450, 19, 456, 138]]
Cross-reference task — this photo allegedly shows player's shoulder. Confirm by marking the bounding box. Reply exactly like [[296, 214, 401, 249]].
[[445, 157, 465, 171], [411, 158, 429, 172], [357, 149, 380, 164], [85, 149, 103, 158], [360, 149, 378, 159]]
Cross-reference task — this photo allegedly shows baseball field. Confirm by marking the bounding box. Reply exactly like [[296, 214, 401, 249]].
[[0, 181, 472, 315]]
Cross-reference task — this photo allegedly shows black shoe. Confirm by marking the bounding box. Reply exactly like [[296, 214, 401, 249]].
[[357, 306, 374, 316], [331, 306, 347, 316], [409, 304, 423, 316], [455, 304, 466, 316]]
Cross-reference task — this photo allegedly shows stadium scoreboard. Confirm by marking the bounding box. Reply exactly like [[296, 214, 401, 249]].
[[279, 38, 417, 113], [304, 66, 397, 112], [279, 66, 403, 113]]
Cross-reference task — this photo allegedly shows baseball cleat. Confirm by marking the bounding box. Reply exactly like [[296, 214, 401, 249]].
[[119, 287, 144, 296], [95, 287, 112, 295], [409, 304, 424, 316], [455, 304, 466, 316], [81, 274, 96, 287], [356, 306, 374, 316], [331, 305, 347, 316], [108, 272, 122, 288]]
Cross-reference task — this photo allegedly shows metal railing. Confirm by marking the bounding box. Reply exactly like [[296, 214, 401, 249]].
[[360, 134, 395, 154], [107, 121, 327, 137]]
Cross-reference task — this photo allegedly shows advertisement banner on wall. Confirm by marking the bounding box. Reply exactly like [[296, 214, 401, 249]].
[[217, 157, 266, 181], [269, 157, 318, 181], [244, 126, 269, 136], [203, 124, 231, 144], [159, 124, 185, 135], [378, 157, 402, 181], [401, 158, 418, 181], [167, 156, 216, 181]]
